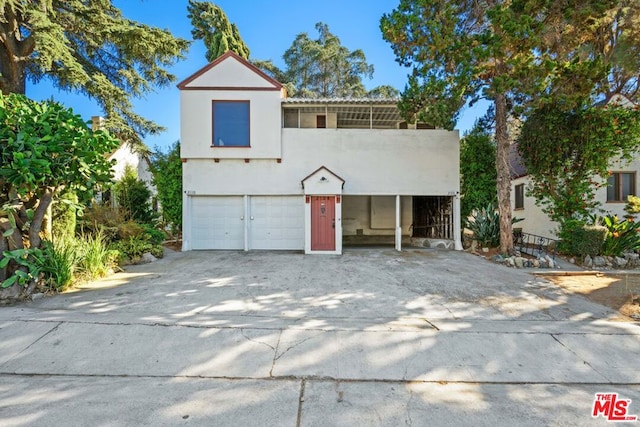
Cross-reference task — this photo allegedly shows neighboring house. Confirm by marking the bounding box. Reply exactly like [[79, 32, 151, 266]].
[[179, 51, 462, 254], [92, 116, 156, 207], [510, 94, 639, 239]]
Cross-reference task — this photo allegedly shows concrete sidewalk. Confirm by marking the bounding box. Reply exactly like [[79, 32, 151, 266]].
[[0, 249, 639, 426]]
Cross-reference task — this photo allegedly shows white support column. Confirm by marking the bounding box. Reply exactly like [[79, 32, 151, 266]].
[[453, 194, 463, 250], [243, 195, 249, 251], [395, 195, 402, 251]]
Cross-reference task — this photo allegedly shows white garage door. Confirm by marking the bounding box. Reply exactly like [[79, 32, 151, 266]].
[[191, 196, 244, 250], [250, 196, 304, 250]]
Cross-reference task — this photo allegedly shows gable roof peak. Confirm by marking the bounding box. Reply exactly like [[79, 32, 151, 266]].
[[177, 50, 283, 90]]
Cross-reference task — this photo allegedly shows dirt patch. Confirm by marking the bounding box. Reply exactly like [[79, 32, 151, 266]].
[[540, 274, 640, 320], [163, 241, 182, 252]]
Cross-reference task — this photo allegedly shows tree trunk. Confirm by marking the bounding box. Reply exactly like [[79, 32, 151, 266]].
[[495, 93, 514, 254], [0, 7, 32, 95], [29, 187, 55, 249]]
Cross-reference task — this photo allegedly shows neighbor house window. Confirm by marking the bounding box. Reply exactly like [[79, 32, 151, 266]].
[[515, 184, 524, 209], [316, 115, 326, 128], [212, 101, 250, 147], [607, 172, 635, 202]]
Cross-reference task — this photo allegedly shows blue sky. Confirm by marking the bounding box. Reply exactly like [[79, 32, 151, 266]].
[[27, 0, 488, 151]]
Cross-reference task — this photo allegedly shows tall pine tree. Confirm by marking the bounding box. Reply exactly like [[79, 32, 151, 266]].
[[0, 0, 189, 145]]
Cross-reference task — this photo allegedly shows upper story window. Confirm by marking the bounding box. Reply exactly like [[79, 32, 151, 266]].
[[212, 101, 250, 147], [607, 172, 635, 203]]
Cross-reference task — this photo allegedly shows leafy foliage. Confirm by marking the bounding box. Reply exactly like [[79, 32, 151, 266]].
[[280, 22, 374, 98], [380, 0, 632, 253], [0, 1, 189, 144], [77, 232, 119, 279], [625, 194, 640, 216], [39, 239, 78, 290], [114, 165, 156, 225], [0, 248, 44, 289], [149, 141, 182, 235], [188, 0, 249, 61], [518, 103, 640, 223], [557, 220, 607, 258], [465, 205, 501, 248], [599, 215, 640, 257], [0, 93, 119, 295], [460, 122, 497, 221]]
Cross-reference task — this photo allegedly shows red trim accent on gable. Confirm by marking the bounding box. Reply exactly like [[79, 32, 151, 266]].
[[277, 158, 282, 163], [181, 158, 187, 163], [180, 86, 281, 92], [177, 51, 283, 90], [301, 166, 345, 185], [244, 158, 250, 163]]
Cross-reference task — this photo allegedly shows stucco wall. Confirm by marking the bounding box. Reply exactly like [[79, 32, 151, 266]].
[[342, 196, 413, 236], [180, 89, 283, 159], [183, 128, 459, 196]]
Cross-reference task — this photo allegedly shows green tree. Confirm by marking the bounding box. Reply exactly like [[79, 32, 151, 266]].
[[381, 0, 617, 253], [460, 122, 497, 221], [114, 165, 155, 225], [0, 93, 119, 294], [149, 141, 182, 235], [518, 103, 640, 223], [187, 0, 249, 61], [0, 0, 189, 145], [282, 22, 374, 98]]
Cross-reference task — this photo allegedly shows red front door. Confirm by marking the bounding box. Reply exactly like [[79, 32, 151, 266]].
[[311, 196, 335, 251]]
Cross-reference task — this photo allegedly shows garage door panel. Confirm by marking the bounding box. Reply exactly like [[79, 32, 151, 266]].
[[191, 197, 244, 250], [250, 196, 304, 250]]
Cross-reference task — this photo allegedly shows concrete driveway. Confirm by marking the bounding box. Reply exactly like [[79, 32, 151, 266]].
[[1, 248, 639, 426]]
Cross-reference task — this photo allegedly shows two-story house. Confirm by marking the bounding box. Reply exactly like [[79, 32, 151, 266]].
[[179, 51, 462, 254]]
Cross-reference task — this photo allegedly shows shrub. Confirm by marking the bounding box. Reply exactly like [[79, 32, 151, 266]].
[[141, 224, 166, 245], [77, 232, 119, 279], [79, 203, 125, 241], [114, 165, 156, 224], [599, 215, 640, 257], [51, 191, 78, 242], [39, 239, 79, 290], [557, 219, 606, 257], [111, 236, 153, 262], [466, 204, 500, 248]]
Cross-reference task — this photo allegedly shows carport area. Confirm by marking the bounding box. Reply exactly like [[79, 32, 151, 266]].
[[342, 195, 460, 249], [0, 249, 638, 425]]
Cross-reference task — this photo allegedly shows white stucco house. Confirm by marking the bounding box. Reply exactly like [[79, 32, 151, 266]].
[[179, 51, 462, 254], [91, 116, 156, 207], [510, 94, 639, 239]]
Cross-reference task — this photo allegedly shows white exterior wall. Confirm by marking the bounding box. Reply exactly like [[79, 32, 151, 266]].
[[512, 176, 559, 239], [180, 89, 283, 159], [183, 129, 459, 196]]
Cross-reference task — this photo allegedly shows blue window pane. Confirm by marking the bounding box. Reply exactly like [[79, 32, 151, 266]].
[[213, 101, 249, 146]]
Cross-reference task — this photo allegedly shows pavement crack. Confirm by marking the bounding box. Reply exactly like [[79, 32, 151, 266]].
[[406, 387, 414, 426], [550, 334, 611, 383], [296, 379, 306, 427], [274, 333, 320, 361], [239, 328, 277, 351], [1, 322, 63, 368], [269, 330, 283, 377]]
